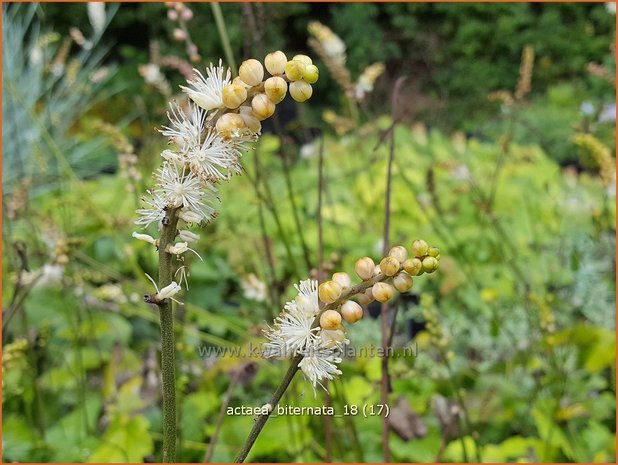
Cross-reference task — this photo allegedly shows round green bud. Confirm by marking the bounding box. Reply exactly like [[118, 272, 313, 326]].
[[403, 258, 423, 276], [303, 64, 319, 84], [284, 60, 306, 81], [421, 256, 439, 273], [427, 246, 440, 258]]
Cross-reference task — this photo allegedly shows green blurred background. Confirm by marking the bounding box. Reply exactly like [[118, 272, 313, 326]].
[[3, 2, 616, 462]]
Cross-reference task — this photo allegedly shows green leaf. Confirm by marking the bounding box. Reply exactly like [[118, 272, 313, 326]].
[[88, 415, 153, 462]]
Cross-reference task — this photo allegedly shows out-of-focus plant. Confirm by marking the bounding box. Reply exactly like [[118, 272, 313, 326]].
[[308, 21, 385, 131], [2, 3, 120, 197]]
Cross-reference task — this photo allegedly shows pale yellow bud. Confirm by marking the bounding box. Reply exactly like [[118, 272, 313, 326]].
[[393, 272, 413, 293], [215, 112, 246, 139], [318, 280, 342, 304], [303, 64, 319, 84], [403, 258, 423, 276], [264, 50, 287, 75], [373, 265, 382, 277], [341, 300, 363, 324], [379, 256, 400, 277], [293, 54, 312, 66], [320, 309, 342, 330], [388, 245, 408, 263], [233, 76, 251, 89], [332, 272, 351, 290], [239, 109, 262, 133], [321, 328, 346, 347], [221, 83, 247, 109], [372, 282, 394, 303], [357, 287, 375, 306], [411, 239, 429, 258], [355, 256, 375, 281], [239, 58, 264, 87], [251, 93, 275, 120], [264, 76, 288, 104], [289, 81, 313, 102], [284, 59, 306, 81]]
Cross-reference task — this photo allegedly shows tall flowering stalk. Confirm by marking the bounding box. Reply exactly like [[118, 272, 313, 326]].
[[236, 241, 441, 461], [133, 52, 320, 462]]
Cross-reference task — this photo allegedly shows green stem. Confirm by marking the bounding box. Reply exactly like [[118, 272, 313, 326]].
[[210, 3, 237, 76], [158, 208, 180, 462]]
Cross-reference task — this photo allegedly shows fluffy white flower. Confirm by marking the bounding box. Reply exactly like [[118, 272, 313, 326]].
[[187, 129, 244, 181], [135, 189, 167, 228], [180, 61, 231, 111], [155, 163, 204, 212], [265, 301, 319, 356], [298, 345, 343, 390], [160, 103, 204, 151], [294, 279, 319, 317], [263, 278, 346, 390]]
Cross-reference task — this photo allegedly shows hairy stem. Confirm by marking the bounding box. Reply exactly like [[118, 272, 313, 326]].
[[158, 208, 180, 462]]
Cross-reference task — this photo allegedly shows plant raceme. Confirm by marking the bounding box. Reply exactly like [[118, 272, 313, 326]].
[[264, 240, 441, 391], [133, 51, 319, 299]]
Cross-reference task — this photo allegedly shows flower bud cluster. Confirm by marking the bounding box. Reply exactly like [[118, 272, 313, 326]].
[[135, 52, 318, 301], [316, 241, 440, 333], [264, 240, 440, 391]]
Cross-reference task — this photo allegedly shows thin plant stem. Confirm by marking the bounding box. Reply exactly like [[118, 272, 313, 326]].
[[235, 354, 303, 462], [379, 76, 406, 462], [272, 115, 312, 272], [157, 208, 180, 462], [210, 3, 237, 76], [253, 147, 279, 314], [441, 349, 482, 462], [204, 369, 242, 462], [315, 136, 332, 461], [281, 150, 312, 272]]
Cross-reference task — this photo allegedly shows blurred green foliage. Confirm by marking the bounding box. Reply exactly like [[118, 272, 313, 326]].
[[2, 3, 615, 463]]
